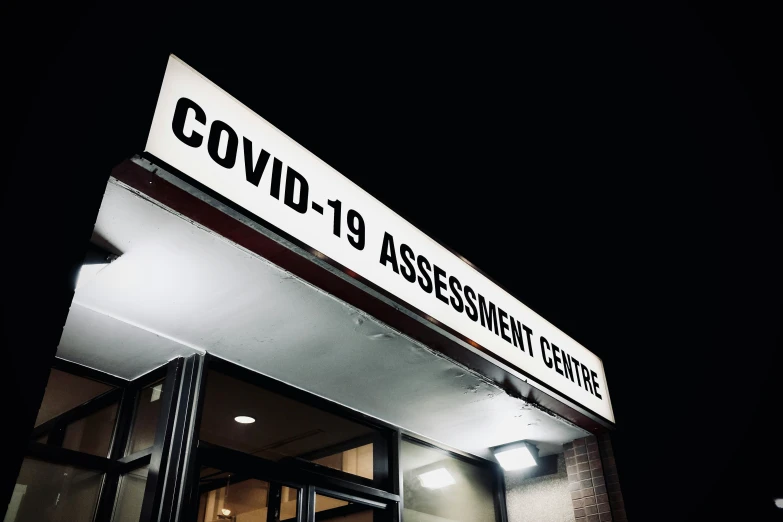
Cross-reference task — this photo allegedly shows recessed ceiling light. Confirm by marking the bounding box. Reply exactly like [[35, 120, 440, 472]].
[[234, 416, 256, 424], [494, 446, 537, 471], [418, 468, 455, 489], [774, 498, 783, 509]]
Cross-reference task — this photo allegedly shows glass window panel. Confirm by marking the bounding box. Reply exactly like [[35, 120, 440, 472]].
[[62, 402, 119, 457], [35, 369, 115, 427], [313, 443, 373, 480], [127, 379, 166, 454], [111, 465, 149, 522], [195, 469, 299, 522], [5, 457, 103, 522], [279, 486, 298, 521], [200, 371, 381, 483], [401, 440, 498, 522], [314, 493, 380, 522]]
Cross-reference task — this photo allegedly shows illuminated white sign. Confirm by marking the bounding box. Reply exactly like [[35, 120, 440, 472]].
[[145, 55, 615, 423]]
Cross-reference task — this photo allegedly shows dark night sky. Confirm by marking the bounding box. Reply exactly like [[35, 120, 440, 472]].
[[3, 2, 780, 521]]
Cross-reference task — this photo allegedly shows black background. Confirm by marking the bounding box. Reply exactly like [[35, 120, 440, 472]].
[[2, 2, 780, 521]]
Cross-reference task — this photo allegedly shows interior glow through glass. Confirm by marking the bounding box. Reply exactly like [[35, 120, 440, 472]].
[[418, 468, 456, 489], [494, 446, 537, 470], [233, 415, 255, 424]]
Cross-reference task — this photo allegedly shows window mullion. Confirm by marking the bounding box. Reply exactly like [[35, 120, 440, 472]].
[[110, 387, 139, 461], [93, 470, 120, 522], [139, 354, 204, 522]]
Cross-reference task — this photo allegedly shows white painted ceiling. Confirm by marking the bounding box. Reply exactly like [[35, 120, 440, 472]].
[[57, 179, 588, 458]]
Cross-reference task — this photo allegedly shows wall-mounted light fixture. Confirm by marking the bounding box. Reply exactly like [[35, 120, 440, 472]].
[[76, 243, 119, 290], [491, 441, 539, 471]]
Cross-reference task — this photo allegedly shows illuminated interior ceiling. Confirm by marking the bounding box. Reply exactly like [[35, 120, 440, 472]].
[[57, 179, 588, 458]]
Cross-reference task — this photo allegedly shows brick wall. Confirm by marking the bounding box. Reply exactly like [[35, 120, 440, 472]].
[[564, 434, 627, 522]]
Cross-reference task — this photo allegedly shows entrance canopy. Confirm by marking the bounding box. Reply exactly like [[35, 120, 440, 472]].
[[58, 172, 588, 459]]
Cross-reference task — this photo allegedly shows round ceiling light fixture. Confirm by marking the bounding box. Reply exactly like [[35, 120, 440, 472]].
[[234, 415, 256, 424]]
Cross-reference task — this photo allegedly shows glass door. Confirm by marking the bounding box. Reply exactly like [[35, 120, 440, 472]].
[[193, 466, 390, 522], [311, 490, 386, 521], [188, 358, 401, 522], [195, 467, 300, 522]]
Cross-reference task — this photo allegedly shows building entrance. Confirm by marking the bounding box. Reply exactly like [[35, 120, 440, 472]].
[[194, 461, 387, 522]]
